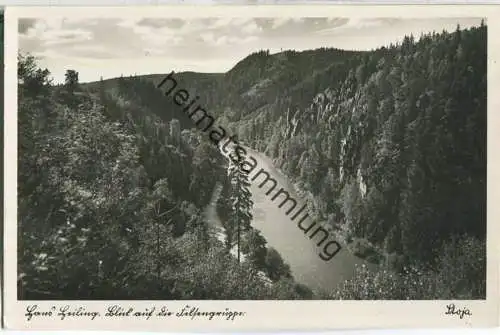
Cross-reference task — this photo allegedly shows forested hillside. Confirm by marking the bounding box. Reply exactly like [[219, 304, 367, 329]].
[[18, 55, 310, 300], [18, 22, 487, 300], [213, 24, 487, 298]]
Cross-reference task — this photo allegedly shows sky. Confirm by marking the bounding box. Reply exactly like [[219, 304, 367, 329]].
[[19, 16, 484, 84]]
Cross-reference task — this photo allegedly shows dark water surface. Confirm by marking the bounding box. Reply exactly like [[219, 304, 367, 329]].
[[243, 147, 372, 293]]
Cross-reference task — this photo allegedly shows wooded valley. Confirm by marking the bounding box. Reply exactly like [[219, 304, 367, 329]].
[[18, 22, 486, 300]]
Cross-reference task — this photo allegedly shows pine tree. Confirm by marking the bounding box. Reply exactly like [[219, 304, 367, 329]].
[[60, 69, 80, 109], [227, 153, 254, 263], [64, 69, 79, 93]]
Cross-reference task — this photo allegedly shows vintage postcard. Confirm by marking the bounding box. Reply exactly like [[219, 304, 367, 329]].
[[3, 4, 499, 331]]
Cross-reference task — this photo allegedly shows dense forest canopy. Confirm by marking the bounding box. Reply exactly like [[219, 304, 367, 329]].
[[198, 24, 487, 267], [18, 22, 486, 300], [18, 54, 307, 300]]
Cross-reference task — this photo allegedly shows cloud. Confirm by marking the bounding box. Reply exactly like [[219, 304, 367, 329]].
[[19, 18, 146, 60], [42, 28, 93, 46], [326, 17, 350, 27], [260, 18, 345, 37], [20, 16, 351, 60], [18, 18, 38, 34], [271, 18, 294, 29], [200, 31, 216, 44], [213, 34, 259, 46], [132, 24, 180, 46], [315, 18, 400, 35], [241, 20, 262, 34], [255, 18, 274, 30], [210, 18, 251, 29], [214, 35, 228, 46], [137, 18, 185, 29], [18, 16, 484, 83]]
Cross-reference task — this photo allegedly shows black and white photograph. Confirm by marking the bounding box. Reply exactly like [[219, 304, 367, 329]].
[[15, 13, 489, 301], [4, 4, 500, 331]]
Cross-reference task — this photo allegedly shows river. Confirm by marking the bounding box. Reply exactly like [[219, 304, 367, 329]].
[[206, 145, 374, 294]]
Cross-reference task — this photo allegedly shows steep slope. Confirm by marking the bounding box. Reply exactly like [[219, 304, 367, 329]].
[[84, 24, 486, 268], [19, 55, 315, 300], [74, 23, 487, 299], [210, 25, 487, 269]]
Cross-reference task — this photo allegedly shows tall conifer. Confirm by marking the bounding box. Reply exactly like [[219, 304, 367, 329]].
[[227, 151, 254, 263]]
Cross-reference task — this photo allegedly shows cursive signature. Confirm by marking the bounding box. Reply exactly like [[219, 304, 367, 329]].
[[445, 303, 472, 319]]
